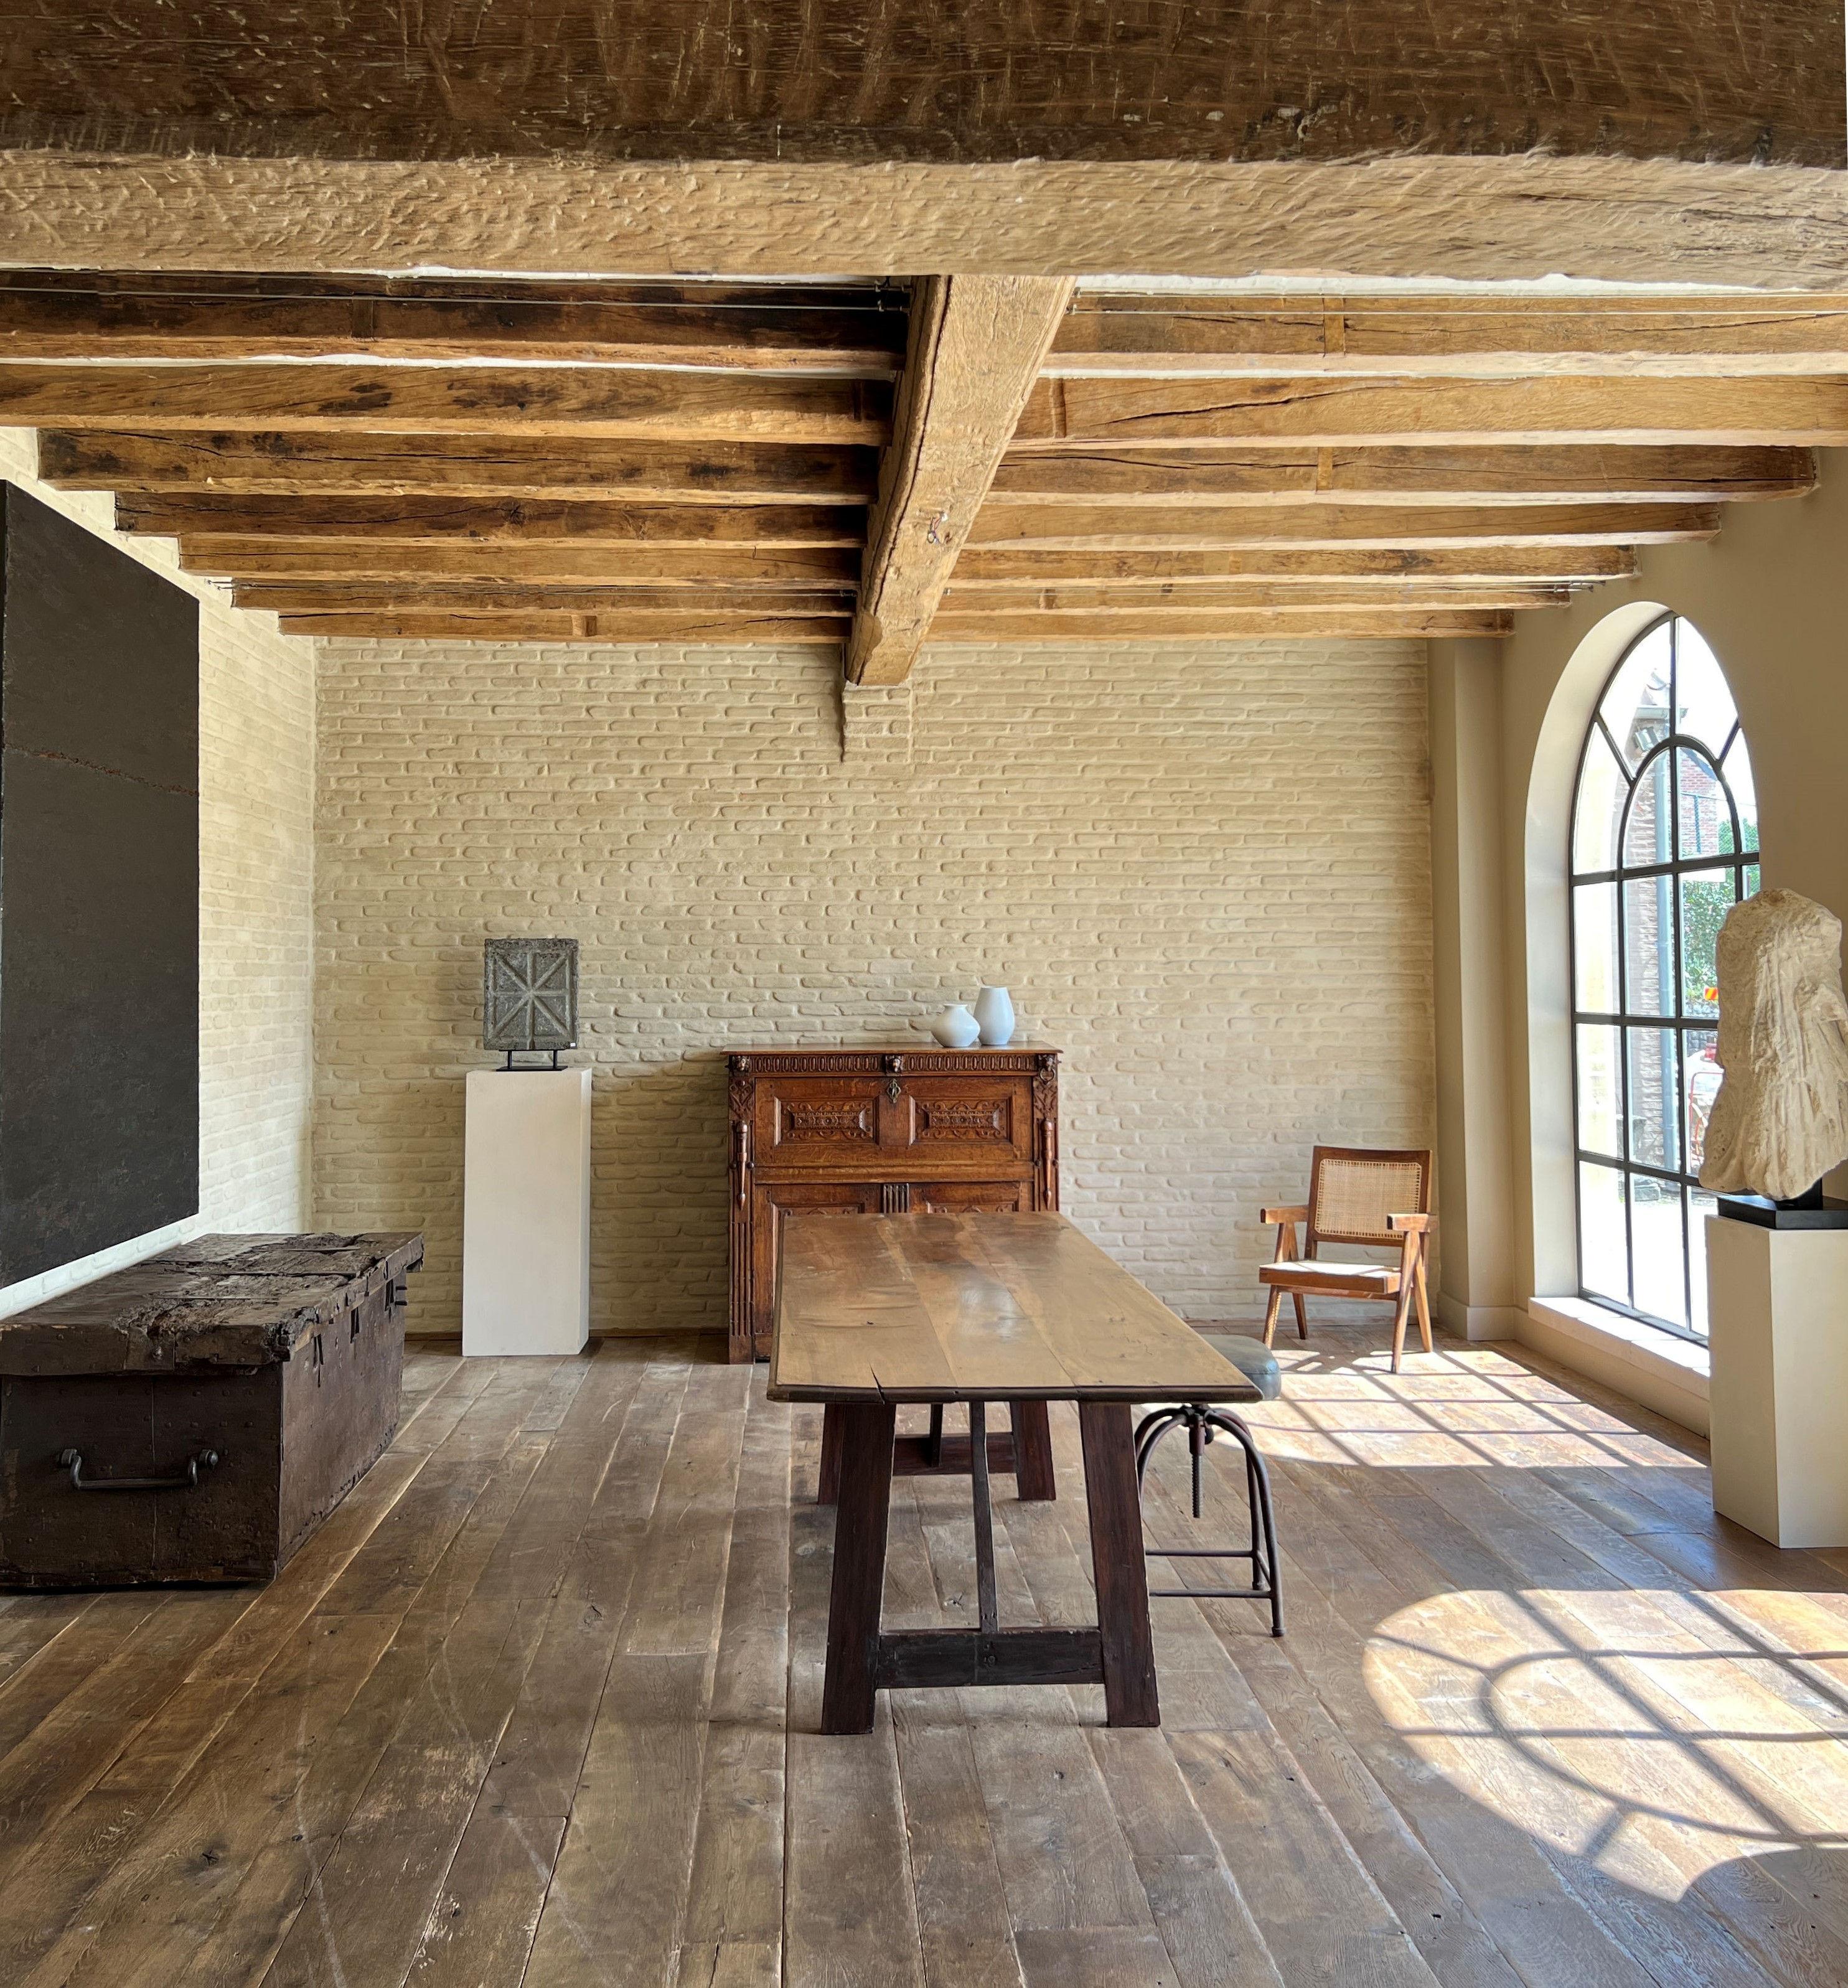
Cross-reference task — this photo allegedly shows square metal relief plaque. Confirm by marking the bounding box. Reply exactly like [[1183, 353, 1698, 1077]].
[[483, 937, 579, 1054]]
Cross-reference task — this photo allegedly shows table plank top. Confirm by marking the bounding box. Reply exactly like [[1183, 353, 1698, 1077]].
[[768, 1212, 1257, 1405]]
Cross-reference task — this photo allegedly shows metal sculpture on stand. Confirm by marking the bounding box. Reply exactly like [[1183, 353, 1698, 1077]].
[[483, 937, 579, 1069], [1701, 889, 1848, 1215]]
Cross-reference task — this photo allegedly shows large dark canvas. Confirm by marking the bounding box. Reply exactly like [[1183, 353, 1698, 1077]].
[[0, 484, 199, 1284]]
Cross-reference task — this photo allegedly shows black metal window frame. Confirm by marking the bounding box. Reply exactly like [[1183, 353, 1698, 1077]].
[[1568, 611, 1759, 1343]]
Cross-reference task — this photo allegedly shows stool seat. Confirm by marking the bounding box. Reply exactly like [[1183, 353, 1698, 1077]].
[[1199, 1332, 1282, 1401]]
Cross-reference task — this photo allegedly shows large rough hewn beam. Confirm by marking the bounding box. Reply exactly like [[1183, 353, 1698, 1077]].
[[0, 5, 1835, 166], [845, 276, 1074, 688], [6, 156, 1848, 289]]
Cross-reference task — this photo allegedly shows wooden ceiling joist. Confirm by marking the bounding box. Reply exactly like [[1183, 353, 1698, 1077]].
[[1012, 377, 1848, 449], [37, 431, 881, 505], [1049, 294, 1848, 377], [985, 444, 1816, 508], [940, 583, 1575, 613], [846, 275, 1075, 687], [0, 272, 906, 373], [927, 609, 1516, 641], [281, 612, 848, 644], [953, 546, 1640, 586], [0, 365, 888, 441], [967, 504, 1719, 552], [180, 543, 860, 586], [233, 584, 854, 617], [115, 495, 863, 548]]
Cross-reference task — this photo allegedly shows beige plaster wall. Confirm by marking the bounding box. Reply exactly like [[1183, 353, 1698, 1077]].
[[312, 638, 1437, 1336], [0, 432, 318, 1316], [1431, 449, 1848, 1416]]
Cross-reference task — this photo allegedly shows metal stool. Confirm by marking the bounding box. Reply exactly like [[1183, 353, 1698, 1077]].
[[1135, 1333, 1283, 1637]]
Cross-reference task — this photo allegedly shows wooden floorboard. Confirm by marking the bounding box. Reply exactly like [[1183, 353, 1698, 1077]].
[[5, 1325, 1848, 1985]]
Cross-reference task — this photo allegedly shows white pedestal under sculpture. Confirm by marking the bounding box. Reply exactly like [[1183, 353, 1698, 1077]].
[[1707, 1214, 1848, 1547], [462, 1067, 591, 1356]]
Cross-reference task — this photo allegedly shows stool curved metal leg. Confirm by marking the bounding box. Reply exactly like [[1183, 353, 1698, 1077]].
[[1135, 1402, 1283, 1636]]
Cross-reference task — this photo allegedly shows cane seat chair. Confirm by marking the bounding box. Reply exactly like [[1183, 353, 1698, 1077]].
[[1260, 1146, 1433, 1372]]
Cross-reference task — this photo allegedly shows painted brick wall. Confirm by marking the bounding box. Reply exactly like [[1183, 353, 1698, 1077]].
[[0, 432, 316, 1315], [314, 639, 1435, 1334]]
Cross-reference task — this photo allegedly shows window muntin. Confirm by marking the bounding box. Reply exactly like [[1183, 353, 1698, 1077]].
[[1569, 614, 1757, 1341]]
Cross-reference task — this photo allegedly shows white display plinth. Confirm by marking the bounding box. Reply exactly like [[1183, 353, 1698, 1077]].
[[463, 1067, 591, 1356], [1707, 1214, 1848, 1547]]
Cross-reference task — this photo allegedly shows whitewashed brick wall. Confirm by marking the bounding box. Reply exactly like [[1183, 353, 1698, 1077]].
[[315, 637, 1435, 1336], [0, 432, 316, 1315]]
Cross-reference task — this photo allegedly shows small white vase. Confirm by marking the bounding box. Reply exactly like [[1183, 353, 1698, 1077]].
[[973, 983, 1015, 1047], [928, 1004, 981, 1048]]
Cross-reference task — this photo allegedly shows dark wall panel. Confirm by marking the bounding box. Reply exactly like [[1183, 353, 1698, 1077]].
[[0, 484, 199, 1285]]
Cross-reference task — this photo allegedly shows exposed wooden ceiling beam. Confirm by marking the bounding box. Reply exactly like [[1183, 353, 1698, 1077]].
[[281, 611, 847, 644], [233, 583, 853, 616], [940, 582, 1575, 612], [0, 271, 906, 373], [927, 609, 1516, 641], [985, 444, 1817, 507], [116, 495, 862, 547], [953, 546, 1639, 585], [181, 543, 859, 586], [846, 275, 1074, 688], [0, 365, 888, 441], [967, 504, 1717, 552], [1012, 377, 1848, 449], [1048, 295, 1848, 377], [7, 156, 1848, 293], [37, 431, 881, 504]]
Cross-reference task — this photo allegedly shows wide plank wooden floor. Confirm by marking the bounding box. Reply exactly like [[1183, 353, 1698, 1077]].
[[2, 1320, 1846, 1986]]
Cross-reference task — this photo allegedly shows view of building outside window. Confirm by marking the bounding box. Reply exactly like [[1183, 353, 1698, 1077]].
[[1570, 615, 1758, 1339]]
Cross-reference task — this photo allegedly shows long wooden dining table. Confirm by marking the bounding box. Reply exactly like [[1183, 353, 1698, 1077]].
[[768, 1210, 1259, 1733]]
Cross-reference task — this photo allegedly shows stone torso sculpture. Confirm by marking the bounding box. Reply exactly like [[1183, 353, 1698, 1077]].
[[1700, 889, 1848, 1203]]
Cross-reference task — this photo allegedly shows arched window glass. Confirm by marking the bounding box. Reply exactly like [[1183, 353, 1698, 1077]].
[[1571, 614, 1758, 1341]]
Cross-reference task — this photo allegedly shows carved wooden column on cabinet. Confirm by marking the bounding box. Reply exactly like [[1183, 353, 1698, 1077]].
[[726, 1043, 1061, 1365]]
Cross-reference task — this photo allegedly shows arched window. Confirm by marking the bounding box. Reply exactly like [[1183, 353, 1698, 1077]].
[[1571, 614, 1758, 1340]]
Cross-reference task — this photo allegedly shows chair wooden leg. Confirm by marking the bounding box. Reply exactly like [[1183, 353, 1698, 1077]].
[[1389, 1282, 1415, 1373], [1077, 1400, 1159, 1728], [1414, 1253, 1433, 1353], [820, 1399, 898, 1735], [1261, 1285, 1285, 1348], [1292, 1292, 1309, 1340]]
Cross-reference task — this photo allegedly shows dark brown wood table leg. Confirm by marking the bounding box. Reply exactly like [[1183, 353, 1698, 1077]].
[[820, 1399, 897, 1735], [1077, 1400, 1160, 1728], [817, 1400, 843, 1505], [1008, 1399, 1057, 1501]]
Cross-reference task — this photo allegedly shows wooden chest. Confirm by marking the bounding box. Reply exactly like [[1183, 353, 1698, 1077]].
[[726, 1043, 1059, 1362], [0, 1231, 422, 1587]]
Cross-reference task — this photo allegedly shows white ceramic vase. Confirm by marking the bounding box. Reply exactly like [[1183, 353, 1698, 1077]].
[[928, 1004, 981, 1048], [973, 983, 1015, 1047]]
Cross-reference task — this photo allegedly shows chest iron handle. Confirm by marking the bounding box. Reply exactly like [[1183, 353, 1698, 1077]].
[[55, 1447, 220, 1493]]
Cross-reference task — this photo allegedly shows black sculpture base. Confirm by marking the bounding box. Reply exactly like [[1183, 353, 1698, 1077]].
[[1716, 1192, 1848, 1231]]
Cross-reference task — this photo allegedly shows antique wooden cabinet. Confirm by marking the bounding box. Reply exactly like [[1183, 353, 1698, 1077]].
[[727, 1043, 1060, 1362]]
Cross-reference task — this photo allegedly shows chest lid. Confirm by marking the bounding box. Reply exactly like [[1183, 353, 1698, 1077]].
[[0, 1232, 423, 1376]]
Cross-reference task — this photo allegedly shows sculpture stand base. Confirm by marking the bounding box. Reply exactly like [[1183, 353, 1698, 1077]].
[[462, 1067, 592, 1356], [1707, 1216, 1848, 1546], [1716, 1193, 1848, 1231]]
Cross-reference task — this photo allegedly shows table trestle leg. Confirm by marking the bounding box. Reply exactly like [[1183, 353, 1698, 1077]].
[[969, 1400, 1000, 1634]]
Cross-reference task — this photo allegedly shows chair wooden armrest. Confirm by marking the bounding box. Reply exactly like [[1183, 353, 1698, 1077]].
[[1260, 1205, 1309, 1226], [1386, 1212, 1430, 1234]]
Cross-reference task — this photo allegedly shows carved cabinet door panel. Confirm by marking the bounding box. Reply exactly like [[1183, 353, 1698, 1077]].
[[889, 1076, 1034, 1168], [749, 1180, 886, 1344], [751, 1079, 884, 1169]]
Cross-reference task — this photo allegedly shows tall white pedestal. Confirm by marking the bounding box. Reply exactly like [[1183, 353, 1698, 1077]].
[[1707, 1214, 1848, 1547], [463, 1067, 591, 1356]]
